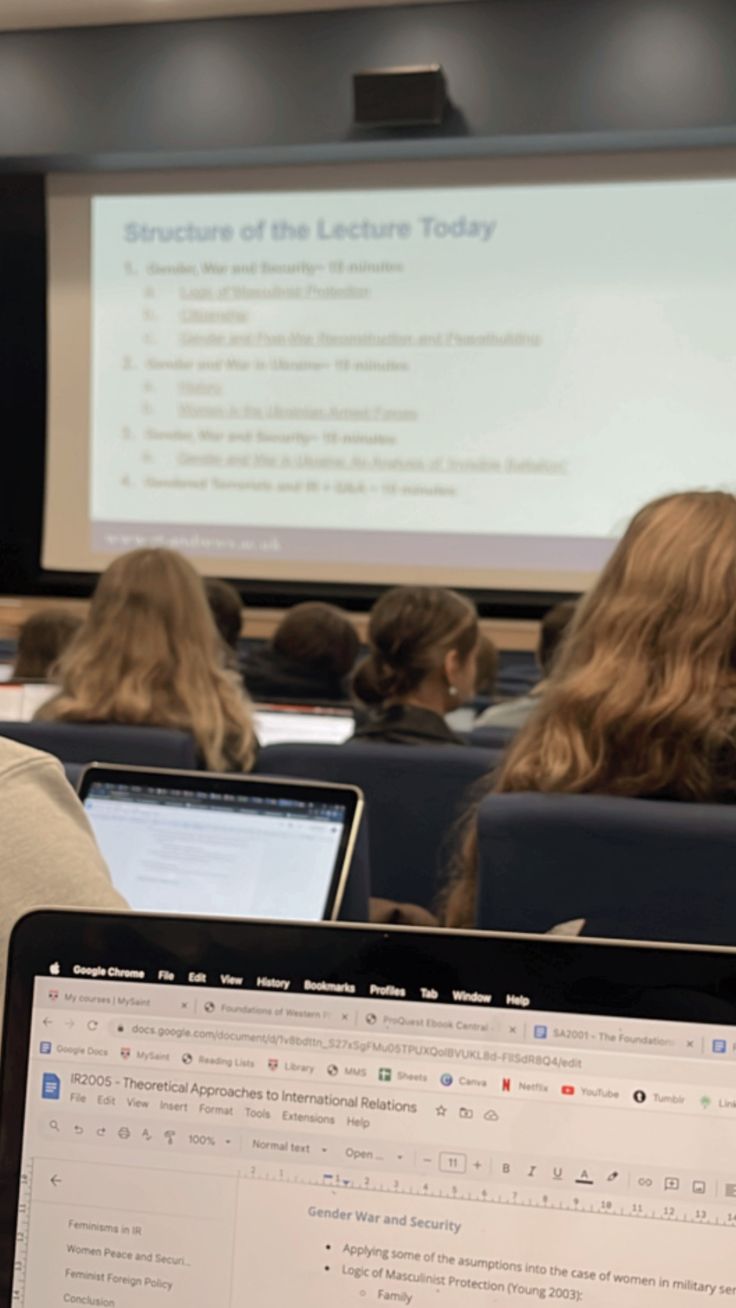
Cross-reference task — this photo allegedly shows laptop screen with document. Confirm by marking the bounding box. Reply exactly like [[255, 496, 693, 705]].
[[3, 914, 736, 1307], [78, 764, 362, 922]]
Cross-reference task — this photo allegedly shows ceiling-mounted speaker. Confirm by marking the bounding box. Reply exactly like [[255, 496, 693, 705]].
[[353, 65, 448, 128]]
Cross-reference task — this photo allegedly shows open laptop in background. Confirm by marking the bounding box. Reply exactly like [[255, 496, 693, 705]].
[[77, 764, 362, 922], [0, 681, 56, 722], [253, 701, 354, 747], [4, 915, 736, 1307]]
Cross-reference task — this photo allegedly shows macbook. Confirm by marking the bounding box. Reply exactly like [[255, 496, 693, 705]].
[[78, 764, 362, 922], [0, 681, 56, 722], [2, 911, 736, 1306], [253, 701, 355, 747]]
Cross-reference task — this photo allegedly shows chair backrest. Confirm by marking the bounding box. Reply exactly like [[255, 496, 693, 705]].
[[476, 793, 736, 944], [496, 651, 538, 699], [0, 721, 199, 770], [469, 724, 518, 752], [256, 742, 498, 908]]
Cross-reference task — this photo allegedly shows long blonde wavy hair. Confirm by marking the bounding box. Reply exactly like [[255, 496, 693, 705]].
[[442, 491, 736, 926], [38, 548, 257, 772]]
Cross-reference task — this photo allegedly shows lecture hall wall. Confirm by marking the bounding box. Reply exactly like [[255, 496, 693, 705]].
[[1, 0, 736, 615]]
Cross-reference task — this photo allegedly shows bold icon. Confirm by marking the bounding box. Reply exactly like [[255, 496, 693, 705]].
[[39, 1042, 52, 1055], [725, 1183, 736, 1199], [440, 1073, 453, 1087], [365, 1013, 377, 1026], [633, 1089, 647, 1104], [459, 1107, 474, 1120], [533, 1025, 548, 1040], [664, 1177, 679, 1191], [48, 989, 59, 1002], [483, 1108, 499, 1122], [268, 1058, 279, 1071], [49, 962, 60, 977], [692, 1180, 706, 1195], [181, 1053, 193, 1066], [561, 1085, 575, 1096], [712, 1039, 728, 1054], [502, 1078, 512, 1093], [42, 1073, 61, 1101], [120, 1047, 131, 1061], [327, 1065, 339, 1077], [378, 1068, 392, 1082]]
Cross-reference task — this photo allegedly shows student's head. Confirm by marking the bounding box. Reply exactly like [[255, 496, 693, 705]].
[[272, 602, 359, 683], [353, 586, 479, 713], [42, 548, 256, 771], [474, 634, 499, 698], [537, 601, 577, 677], [205, 578, 244, 653], [441, 490, 736, 926], [13, 609, 83, 680]]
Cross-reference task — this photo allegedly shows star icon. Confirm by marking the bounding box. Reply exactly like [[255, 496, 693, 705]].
[[435, 1104, 448, 1117]]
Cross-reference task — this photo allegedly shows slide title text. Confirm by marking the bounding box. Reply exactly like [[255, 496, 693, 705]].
[[124, 216, 498, 245]]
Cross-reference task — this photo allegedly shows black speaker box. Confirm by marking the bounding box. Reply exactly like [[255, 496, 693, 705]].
[[353, 65, 448, 128]]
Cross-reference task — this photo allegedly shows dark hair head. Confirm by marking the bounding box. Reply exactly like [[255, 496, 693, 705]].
[[538, 601, 577, 675], [13, 608, 83, 680], [474, 634, 499, 697], [352, 586, 478, 707], [205, 578, 244, 652], [273, 603, 360, 679]]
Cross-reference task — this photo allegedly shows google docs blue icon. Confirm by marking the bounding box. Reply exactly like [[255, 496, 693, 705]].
[[534, 1025, 548, 1040], [712, 1039, 728, 1054], [41, 1073, 61, 1100]]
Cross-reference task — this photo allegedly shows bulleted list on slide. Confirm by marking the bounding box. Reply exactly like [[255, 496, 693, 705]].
[[89, 181, 736, 560]]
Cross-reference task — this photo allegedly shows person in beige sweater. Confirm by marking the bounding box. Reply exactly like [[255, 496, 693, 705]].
[[0, 737, 126, 1002]]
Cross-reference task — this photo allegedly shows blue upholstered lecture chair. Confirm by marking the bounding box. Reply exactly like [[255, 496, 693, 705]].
[[0, 721, 199, 771], [256, 741, 499, 909], [475, 793, 736, 944], [469, 724, 518, 752]]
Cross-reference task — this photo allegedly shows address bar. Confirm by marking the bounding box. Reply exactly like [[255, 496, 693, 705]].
[[124, 1019, 583, 1068]]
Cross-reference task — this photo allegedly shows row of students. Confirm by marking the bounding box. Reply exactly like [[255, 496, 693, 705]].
[[0, 486, 732, 988], [8, 487, 733, 929], [13, 559, 499, 750]]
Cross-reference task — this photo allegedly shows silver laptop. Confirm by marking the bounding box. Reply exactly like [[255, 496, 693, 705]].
[[2, 913, 736, 1305], [252, 701, 355, 747], [78, 763, 362, 922]]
